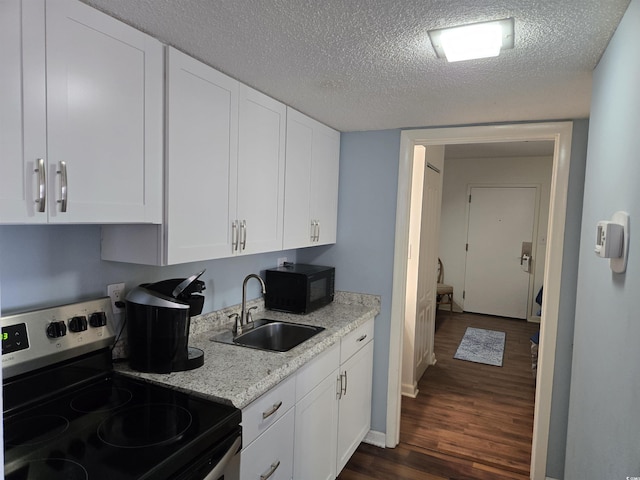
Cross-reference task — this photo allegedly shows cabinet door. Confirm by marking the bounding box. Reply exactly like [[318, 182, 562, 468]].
[[283, 108, 340, 249], [336, 339, 374, 475], [165, 47, 239, 264], [310, 125, 340, 245], [0, 0, 47, 223], [45, 0, 162, 223], [293, 369, 340, 480], [241, 408, 295, 480], [310, 124, 340, 245], [283, 108, 314, 249], [236, 85, 286, 255]]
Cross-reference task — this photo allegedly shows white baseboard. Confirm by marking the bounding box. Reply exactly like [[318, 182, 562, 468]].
[[401, 382, 418, 398], [546, 477, 560, 480], [363, 430, 386, 448]]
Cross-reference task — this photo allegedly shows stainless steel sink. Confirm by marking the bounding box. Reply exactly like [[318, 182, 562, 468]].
[[212, 319, 325, 352]]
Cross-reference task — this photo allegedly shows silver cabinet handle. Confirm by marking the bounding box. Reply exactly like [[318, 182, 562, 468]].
[[260, 460, 281, 480], [240, 220, 247, 250], [341, 371, 348, 396], [57, 161, 68, 212], [336, 374, 343, 399], [262, 400, 282, 420], [232, 220, 239, 251], [311, 220, 320, 242], [34, 158, 46, 212]]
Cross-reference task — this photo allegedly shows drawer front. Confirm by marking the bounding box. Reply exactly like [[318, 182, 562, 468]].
[[295, 342, 339, 402], [241, 408, 295, 480], [242, 374, 295, 446], [340, 318, 374, 364]]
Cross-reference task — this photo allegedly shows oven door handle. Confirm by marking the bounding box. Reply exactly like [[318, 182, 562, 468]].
[[202, 435, 242, 480]]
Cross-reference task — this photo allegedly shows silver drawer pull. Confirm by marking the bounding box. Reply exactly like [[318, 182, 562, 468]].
[[57, 161, 67, 212], [260, 460, 281, 480], [232, 220, 238, 251], [341, 371, 348, 396], [240, 219, 247, 250], [35, 158, 46, 212], [357, 334, 367, 342], [262, 401, 283, 419]]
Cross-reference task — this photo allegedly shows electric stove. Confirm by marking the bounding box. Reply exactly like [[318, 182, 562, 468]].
[[2, 298, 241, 480]]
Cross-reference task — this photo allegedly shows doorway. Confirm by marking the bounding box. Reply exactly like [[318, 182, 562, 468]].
[[386, 122, 574, 480]]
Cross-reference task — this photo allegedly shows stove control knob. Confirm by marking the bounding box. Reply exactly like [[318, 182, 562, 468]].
[[69, 315, 88, 332], [89, 312, 107, 327], [46, 321, 67, 338]]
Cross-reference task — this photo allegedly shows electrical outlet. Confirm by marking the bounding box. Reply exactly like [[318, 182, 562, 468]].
[[107, 283, 125, 314], [277, 256, 288, 267]]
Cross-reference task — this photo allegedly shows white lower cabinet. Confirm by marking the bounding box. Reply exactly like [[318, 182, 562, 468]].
[[241, 408, 295, 480], [336, 335, 374, 474], [240, 375, 295, 480], [239, 318, 375, 480], [294, 344, 340, 480], [293, 318, 375, 479]]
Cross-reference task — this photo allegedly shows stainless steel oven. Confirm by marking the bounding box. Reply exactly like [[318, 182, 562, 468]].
[[2, 297, 241, 480]]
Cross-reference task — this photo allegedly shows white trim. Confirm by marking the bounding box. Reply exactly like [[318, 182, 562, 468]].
[[401, 383, 419, 398], [363, 430, 387, 448], [386, 122, 573, 480]]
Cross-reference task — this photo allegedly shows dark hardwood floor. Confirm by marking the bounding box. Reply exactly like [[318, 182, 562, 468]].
[[338, 311, 540, 480]]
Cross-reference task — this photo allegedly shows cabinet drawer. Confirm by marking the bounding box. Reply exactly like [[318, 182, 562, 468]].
[[340, 318, 374, 364], [241, 407, 294, 480], [295, 342, 339, 402], [242, 374, 295, 446]]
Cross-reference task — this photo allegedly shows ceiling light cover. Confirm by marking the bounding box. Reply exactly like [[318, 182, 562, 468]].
[[429, 18, 514, 62]]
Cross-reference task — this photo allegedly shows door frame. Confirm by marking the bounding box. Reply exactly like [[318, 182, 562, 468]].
[[463, 184, 542, 320], [386, 122, 573, 480]]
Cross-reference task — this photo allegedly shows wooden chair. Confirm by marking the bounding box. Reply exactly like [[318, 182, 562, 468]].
[[437, 258, 454, 313]]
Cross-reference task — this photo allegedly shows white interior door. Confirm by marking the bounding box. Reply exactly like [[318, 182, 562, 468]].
[[402, 146, 444, 397], [464, 186, 536, 319]]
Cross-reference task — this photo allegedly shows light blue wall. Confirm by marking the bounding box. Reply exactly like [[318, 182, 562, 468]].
[[545, 119, 588, 478], [299, 129, 402, 433], [0, 225, 297, 314], [565, 1, 640, 478]]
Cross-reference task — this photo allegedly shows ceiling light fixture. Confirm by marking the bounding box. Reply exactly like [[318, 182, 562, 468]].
[[428, 18, 514, 62]]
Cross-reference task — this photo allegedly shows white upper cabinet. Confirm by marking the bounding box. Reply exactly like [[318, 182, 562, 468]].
[[236, 84, 286, 255], [284, 108, 340, 249], [165, 47, 239, 264], [103, 49, 286, 265], [160, 49, 286, 262], [45, 0, 163, 223], [0, 0, 47, 223], [0, 0, 163, 224]]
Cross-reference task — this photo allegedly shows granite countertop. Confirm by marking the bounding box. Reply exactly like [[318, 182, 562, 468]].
[[114, 292, 380, 409]]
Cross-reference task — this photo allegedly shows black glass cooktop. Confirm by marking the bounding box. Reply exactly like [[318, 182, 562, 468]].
[[3, 373, 240, 480]]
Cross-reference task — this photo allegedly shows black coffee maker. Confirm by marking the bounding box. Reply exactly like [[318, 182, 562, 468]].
[[126, 270, 206, 373]]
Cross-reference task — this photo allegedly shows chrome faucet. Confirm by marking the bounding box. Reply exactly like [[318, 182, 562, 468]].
[[235, 273, 266, 336]]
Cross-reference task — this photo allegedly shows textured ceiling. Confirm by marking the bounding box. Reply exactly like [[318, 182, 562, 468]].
[[82, 0, 630, 132]]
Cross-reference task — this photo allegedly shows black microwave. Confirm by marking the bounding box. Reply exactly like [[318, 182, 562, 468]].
[[265, 264, 335, 314]]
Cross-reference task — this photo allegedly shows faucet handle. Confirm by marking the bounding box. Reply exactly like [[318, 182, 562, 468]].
[[246, 306, 258, 324], [228, 313, 241, 336]]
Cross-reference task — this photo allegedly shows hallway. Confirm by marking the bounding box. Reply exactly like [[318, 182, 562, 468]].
[[339, 312, 539, 479]]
